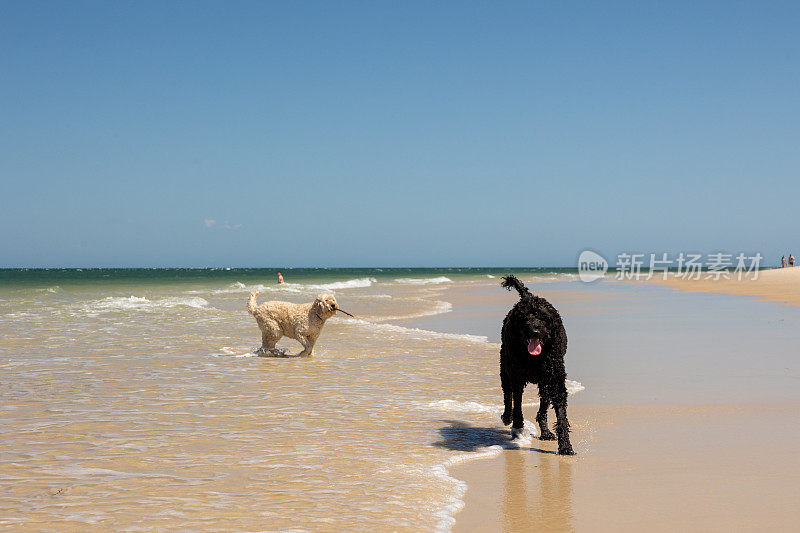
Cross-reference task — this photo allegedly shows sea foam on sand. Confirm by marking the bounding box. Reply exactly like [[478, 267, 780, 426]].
[[428, 380, 584, 531]]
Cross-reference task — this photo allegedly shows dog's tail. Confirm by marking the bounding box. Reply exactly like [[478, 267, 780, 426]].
[[501, 275, 530, 298], [247, 289, 260, 315]]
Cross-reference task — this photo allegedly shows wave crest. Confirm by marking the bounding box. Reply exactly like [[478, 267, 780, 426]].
[[343, 318, 488, 343], [307, 278, 376, 291], [84, 296, 209, 313], [394, 276, 452, 285]]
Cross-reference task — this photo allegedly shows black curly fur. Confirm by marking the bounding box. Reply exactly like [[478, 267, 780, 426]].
[[500, 275, 574, 455]]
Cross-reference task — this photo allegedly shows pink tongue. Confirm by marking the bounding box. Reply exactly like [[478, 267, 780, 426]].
[[528, 339, 542, 355]]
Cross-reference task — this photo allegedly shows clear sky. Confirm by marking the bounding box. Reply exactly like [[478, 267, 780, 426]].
[[2, 1, 799, 267]]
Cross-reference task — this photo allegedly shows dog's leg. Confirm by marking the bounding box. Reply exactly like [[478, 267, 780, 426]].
[[256, 320, 282, 356], [295, 336, 314, 357], [261, 332, 275, 354], [256, 333, 282, 356], [254, 332, 268, 355], [510, 384, 526, 439], [500, 371, 512, 425], [552, 388, 575, 455], [536, 393, 556, 441]]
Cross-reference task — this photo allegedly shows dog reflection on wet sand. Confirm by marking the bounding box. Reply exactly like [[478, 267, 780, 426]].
[[502, 450, 574, 530], [432, 419, 574, 530]]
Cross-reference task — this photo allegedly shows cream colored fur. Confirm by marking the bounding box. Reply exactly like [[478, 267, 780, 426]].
[[247, 289, 339, 356]]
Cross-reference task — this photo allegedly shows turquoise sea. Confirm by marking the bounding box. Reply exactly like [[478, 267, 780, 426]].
[[0, 267, 579, 287]]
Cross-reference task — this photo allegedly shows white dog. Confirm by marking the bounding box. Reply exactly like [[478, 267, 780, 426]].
[[247, 289, 353, 356]]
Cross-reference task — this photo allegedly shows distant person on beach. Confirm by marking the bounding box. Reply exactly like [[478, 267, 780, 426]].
[[790, 255, 795, 267], [277, 271, 284, 284], [782, 255, 787, 268]]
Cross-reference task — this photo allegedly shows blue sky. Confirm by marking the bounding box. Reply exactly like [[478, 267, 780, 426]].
[[2, 1, 799, 267]]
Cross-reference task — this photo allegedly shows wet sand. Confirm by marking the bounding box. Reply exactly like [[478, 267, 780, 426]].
[[3, 273, 799, 531], [642, 265, 800, 306], [452, 404, 800, 532], [412, 279, 800, 532]]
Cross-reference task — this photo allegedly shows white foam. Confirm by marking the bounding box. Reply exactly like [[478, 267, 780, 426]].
[[422, 301, 453, 316], [423, 382, 583, 415], [84, 296, 209, 313], [37, 286, 61, 294], [566, 379, 585, 394], [432, 419, 538, 532], [307, 277, 376, 290], [528, 273, 580, 282], [486, 275, 495, 278], [158, 297, 209, 309], [199, 278, 375, 295], [395, 276, 452, 285], [426, 400, 496, 414], [370, 300, 453, 321], [188, 283, 303, 295], [256, 283, 305, 293], [94, 296, 150, 310], [431, 382, 584, 531], [344, 318, 488, 344], [212, 346, 259, 358]]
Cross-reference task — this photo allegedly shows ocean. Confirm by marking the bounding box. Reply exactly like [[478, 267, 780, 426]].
[[0, 268, 581, 531]]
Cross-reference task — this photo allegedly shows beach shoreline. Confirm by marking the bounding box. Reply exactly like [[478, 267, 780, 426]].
[[3, 271, 800, 531], [629, 265, 800, 306], [410, 277, 800, 532], [0, 270, 580, 531]]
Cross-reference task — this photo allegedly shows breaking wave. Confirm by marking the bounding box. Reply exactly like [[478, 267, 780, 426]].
[[36, 286, 62, 294], [365, 300, 454, 322], [394, 277, 452, 285], [188, 278, 377, 295], [306, 278, 376, 291], [83, 296, 209, 314], [343, 317, 488, 344]]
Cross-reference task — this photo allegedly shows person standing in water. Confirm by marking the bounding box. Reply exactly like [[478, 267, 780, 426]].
[[277, 271, 284, 284]]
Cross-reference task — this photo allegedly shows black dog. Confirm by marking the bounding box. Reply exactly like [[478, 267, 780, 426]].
[[499, 275, 575, 455]]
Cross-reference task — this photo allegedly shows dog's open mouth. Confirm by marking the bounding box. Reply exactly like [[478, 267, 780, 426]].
[[527, 338, 542, 355]]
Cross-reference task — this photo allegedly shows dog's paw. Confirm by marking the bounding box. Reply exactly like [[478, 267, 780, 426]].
[[501, 411, 512, 425], [558, 447, 576, 456], [539, 430, 556, 441], [510, 426, 527, 440]]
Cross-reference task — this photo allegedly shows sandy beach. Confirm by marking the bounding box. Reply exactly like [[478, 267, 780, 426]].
[[642, 266, 800, 306], [451, 404, 800, 532], [408, 277, 800, 532]]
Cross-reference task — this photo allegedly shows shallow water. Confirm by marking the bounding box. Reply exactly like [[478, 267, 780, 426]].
[[0, 270, 581, 531], [5, 269, 800, 530]]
